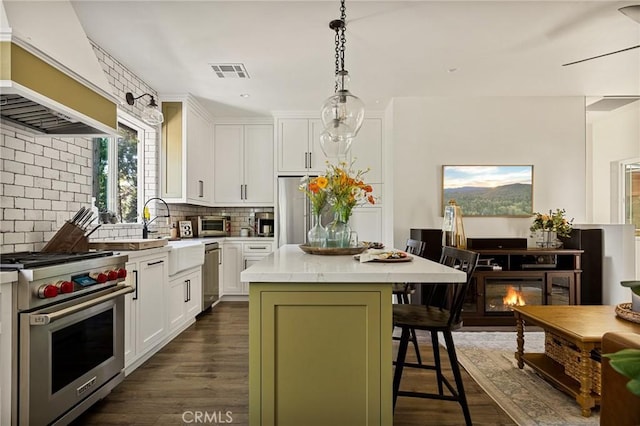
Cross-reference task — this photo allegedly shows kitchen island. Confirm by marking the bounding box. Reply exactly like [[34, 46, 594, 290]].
[[241, 244, 466, 426]]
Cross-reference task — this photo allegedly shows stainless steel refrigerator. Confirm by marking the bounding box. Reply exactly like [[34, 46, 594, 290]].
[[277, 176, 333, 246]]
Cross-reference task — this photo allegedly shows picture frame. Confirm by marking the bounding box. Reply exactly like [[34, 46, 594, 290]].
[[442, 165, 533, 217]]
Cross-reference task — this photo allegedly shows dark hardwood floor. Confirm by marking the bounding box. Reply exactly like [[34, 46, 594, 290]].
[[72, 302, 515, 425]]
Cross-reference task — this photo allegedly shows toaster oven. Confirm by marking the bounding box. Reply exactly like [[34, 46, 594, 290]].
[[187, 216, 229, 237]]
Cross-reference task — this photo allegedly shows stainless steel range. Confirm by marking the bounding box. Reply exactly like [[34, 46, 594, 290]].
[[1, 251, 132, 426]]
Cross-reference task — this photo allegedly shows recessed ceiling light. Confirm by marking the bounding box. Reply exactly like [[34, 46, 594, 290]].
[[240, 94, 250, 98], [447, 67, 459, 73]]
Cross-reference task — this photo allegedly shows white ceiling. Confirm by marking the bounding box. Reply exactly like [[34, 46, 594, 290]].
[[70, 0, 640, 118]]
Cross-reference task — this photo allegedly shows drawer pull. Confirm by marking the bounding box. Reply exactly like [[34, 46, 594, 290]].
[[247, 246, 269, 250]]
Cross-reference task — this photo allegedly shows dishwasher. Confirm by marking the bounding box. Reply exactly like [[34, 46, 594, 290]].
[[202, 241, 221, 312]]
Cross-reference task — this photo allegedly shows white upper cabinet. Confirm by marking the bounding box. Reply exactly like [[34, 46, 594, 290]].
[[160, 95, 214, 206], [276, 118, 326, 174], [213, 123, 274, 205]]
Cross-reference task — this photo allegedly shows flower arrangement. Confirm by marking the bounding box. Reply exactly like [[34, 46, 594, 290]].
[[529, 208, 574, 238], [324, 160, 376, 220], [299, 175, 329, 215]]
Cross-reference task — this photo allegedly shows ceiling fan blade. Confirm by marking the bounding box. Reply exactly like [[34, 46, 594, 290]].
[[562, 44, 640, 66]]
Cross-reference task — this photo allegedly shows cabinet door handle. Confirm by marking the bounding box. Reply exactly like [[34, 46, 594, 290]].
[[304, 152, 308, 169], [308, 152, 312, 168], [132, 270, 139, 300], [244, 184, 248, 200], [199, 180, 204, 197], [147, 260, 164, 266], [244, 259, 248, 269], [184, 279, 189, 303], [188, 279, 191, 301]]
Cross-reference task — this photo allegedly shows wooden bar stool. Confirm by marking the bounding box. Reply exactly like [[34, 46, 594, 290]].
[[392, 246, 479, 426]]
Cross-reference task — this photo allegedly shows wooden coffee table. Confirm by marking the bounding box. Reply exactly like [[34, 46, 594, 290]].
[[512, 305, 640, 417]]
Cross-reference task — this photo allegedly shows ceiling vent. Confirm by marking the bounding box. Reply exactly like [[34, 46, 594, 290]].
[[209, 63, 250, 79]]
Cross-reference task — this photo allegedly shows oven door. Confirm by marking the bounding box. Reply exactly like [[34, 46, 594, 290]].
[[19, 284, 133, 426]]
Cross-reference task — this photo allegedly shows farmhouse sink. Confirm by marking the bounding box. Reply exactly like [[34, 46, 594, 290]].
[[167, 240, 204, 276]]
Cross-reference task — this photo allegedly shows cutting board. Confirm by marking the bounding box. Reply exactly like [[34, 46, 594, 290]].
[[89, 239, 168, 251]]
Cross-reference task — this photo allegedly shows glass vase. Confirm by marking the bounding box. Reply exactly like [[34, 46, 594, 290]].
[[326, 208, 351, 248], [307, 212, 328, 247]]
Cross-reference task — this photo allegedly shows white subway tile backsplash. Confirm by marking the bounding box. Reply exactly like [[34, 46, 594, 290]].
[[43, 147, 60, 159], [24, 210, 43, 221], [60, 192, 74, 202], [43, 168, 59, 180], [3, 160, 24, 174], [34, 221, 52, 232], [0, 171, 14, 184], [43, 189, 60, 200], [4, 136, 25, 151], [33, 199, 51, 210], [14, 151, 34, 165], [25, 187, 44, 199], [59, 151, 74, 163], [1, 147, 15, 160], [34, 177, 52, 189], [15, 221, 33, 232], [52, 180, 66, 191], [4, 185, 25, 198], [24, 164, 43, 178], [51, 159, 66, 171], [15, 175, 34, 187], [4, 232, 24, 244], [52, 139, 68, 152], [14, 198, 33, 210], [0, 221, 14, 233], [51, 200, 67, 211], [25, 143, 44, 156]]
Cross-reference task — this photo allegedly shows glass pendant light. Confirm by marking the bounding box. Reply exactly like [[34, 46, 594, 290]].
[[320, 70, 364, 145], [319, 0, 364, 156], [125, 92, 164, 126]]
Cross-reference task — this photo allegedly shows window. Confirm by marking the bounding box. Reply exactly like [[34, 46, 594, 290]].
[[93, 115, 145, 223], [623, 160, 640, 235]]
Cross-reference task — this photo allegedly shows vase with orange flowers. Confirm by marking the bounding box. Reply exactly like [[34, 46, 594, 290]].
[[299, 175, 329, 247], [324, 160, 376, 248]]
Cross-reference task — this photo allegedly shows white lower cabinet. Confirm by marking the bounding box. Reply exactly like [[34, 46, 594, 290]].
[[221, 240, 274, 297], [124, 251, 169, 374], [168, 266, 202, 334]]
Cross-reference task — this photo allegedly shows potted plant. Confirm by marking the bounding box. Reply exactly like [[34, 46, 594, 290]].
[[621, 280, 640, 312]]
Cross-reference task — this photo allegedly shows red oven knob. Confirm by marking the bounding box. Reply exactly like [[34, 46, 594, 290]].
[[55, 280, 74, 294], [37, 284, 59, 299], [117, 268, 127, 279], [90, 272, 108, 284], [106, 270, 118, 281]]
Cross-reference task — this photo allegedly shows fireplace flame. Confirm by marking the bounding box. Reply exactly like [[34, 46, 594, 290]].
[[503, 286, 526, 307]]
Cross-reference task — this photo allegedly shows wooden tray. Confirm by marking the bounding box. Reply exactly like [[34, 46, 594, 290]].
[[89, 239, 168, 251], [299, 244, 366, 256]]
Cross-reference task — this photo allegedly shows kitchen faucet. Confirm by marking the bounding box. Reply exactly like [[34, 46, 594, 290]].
[[142, 197, 171, 239]]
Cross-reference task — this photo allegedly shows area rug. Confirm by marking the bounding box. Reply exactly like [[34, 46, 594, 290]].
[[450, 331, 600, 426]]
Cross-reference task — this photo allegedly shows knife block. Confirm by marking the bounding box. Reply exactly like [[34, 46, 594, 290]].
[[41, 222, 89, 253]]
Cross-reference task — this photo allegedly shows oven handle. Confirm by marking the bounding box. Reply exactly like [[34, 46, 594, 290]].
[[29, 285, 134, 326]]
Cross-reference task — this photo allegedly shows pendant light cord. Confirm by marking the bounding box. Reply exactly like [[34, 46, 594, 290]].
[[333, 0, 347, 92]]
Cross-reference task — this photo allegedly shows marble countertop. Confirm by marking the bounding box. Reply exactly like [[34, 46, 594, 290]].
[[240, 244, 467, 283]]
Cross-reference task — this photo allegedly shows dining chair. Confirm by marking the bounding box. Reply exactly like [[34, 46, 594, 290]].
[[392, 238, 427, 364], [392, 246, 479, 426]]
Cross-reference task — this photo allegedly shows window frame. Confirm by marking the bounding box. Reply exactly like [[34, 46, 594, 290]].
[[94, 111, 149, 224]]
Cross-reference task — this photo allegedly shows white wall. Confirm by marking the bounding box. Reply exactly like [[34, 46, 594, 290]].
[[589, 101, 640, 223], [390, 96, 586, 248]]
